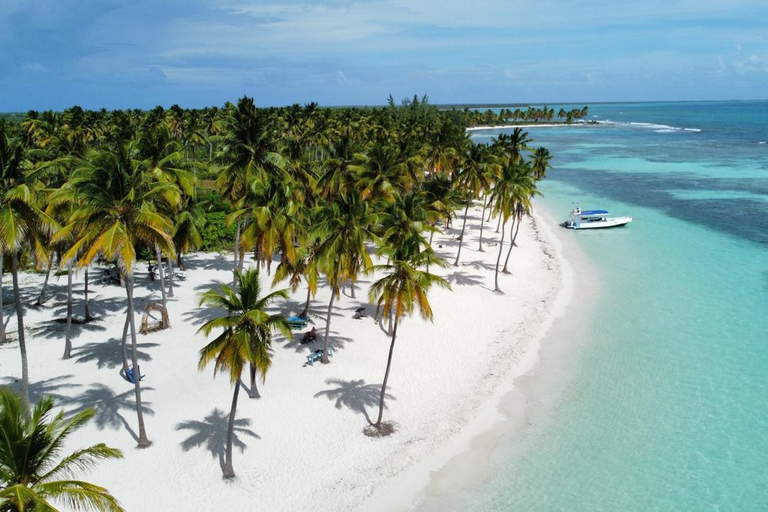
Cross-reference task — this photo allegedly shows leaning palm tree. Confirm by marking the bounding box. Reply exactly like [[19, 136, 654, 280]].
[[367, 237, 451, 433], [452, 143, 496, 266], [0, 121, 55, 407], [0, 388, 124, 511], [54, 145, 178, 448], [197, 268, 291, 479]]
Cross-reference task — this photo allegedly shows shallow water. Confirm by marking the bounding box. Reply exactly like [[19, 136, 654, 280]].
[[420, 101, 768, 511]]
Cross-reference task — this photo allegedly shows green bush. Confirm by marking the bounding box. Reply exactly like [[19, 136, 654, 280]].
[[199, 211, 236, 252]]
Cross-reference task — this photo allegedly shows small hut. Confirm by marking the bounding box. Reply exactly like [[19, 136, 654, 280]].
[[139, 301, 170, 335]]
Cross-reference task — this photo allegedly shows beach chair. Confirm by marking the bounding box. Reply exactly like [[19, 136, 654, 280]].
[[306, 346, 333, 366], [126, 367, 145, 384], [286, 315, 308, 330], [174, 270, 187, 281]]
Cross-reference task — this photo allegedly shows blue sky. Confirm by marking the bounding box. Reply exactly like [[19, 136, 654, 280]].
[[1, 0, 767, 110]]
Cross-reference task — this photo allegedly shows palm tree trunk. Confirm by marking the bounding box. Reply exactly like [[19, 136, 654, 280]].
[[155, 246, 168, 311], [494, 218, 507, 293], [300, 285, 311, 318], [177, 252, 184, 270], [321, 285, 337, 364], [167, 254, 174, 298], [83, 266, 93, 322], [232, 221, 241, 286], [495, 210, 503, 232], [0, 260, 5, 344], [248, 364, 260, 399], [350, 279, 356, 299], [63, 262, 73, 359], [453, 201, 471, 267], [502, 213, 522, 274], [478, 197, 488, 252], [375, 318, 399, 428], [35, 256, 54, 306], [486, 197, 494, 221], [426, 228, 436, 274], [222, 379, 241, 479], [120, 313, 130, 373], [126, 274, 151, 448], [11, 252, 29, 408]]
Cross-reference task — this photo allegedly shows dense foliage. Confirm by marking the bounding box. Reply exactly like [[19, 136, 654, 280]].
[[0, 94, 551, 477]]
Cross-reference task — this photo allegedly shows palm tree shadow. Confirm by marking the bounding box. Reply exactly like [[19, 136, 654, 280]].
[[64, 383, 155, 443], [176, 409, 260, 472], [314, 379, 395, 424], [73, 340, 159, 369], [0, 374, 80, 404], [445, 271, 484, 287], [281, 330, 353, 354], [182, 305, 224, 327]]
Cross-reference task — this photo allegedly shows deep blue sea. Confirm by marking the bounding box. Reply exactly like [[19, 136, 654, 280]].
[[421, 101, 768, 511]]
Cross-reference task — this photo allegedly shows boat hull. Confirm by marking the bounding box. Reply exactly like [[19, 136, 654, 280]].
[[565, 217, 633, 229]]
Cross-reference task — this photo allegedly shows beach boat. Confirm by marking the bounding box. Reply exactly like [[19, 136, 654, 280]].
[[563, 206, 632, 229]]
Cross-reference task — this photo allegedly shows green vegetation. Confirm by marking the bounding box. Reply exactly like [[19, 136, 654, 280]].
[[0, 388, 124, 511], [0, 94, 549, 474]]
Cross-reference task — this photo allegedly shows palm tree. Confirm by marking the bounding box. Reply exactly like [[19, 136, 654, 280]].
[[452, 143, 495, 266], [531, 147, 552, 180], [55, 145, 178, 448], [217, 97, 285, 281], [493, 128, 532, 164], [367, 239, 450, 432], [0, 121, 55, 407], [0, 388, 124, 511], [197, 268, 291, 478], [491, 162, 519, 293], [498, 163, 537, 277], [314, 194, 377, 363]]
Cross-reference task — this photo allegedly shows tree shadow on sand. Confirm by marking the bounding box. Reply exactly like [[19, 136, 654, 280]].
[[73, 340, 158, 369], [314, 379, 395, 424], [445, 270, 484, 287], [176, 409, 260, 472], [64, 383, 155, 443], [0, 375, 81, 404]]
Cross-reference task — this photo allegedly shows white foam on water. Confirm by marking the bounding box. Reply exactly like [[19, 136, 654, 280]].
[[759, 141, 767, 145]]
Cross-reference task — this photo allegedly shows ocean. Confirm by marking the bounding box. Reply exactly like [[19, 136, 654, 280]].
[[418, 101, 768, 511]]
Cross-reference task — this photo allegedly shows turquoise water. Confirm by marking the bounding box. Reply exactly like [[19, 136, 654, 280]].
[[427, 101, 768, 511]]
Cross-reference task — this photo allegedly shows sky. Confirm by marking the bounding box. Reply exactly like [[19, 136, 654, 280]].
[[1, 0, 767, 110]]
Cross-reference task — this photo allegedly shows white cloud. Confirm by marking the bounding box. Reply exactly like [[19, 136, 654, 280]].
[[23, 62, 48, 72]]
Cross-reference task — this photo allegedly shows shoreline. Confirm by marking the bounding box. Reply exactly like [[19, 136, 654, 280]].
[[0, 201, 567, 512], [466, 122, 609, 131], [357, 202, 586, 511]]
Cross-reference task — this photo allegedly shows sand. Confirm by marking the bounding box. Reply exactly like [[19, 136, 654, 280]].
[[0, 201, 563, 512]]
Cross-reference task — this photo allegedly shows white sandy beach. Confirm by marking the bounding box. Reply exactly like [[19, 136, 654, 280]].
[[0, 202, 563, 512]]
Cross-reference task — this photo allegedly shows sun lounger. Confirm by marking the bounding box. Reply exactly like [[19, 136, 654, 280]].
[[286, 315, 308, 330], [126, 367, 145, 384], [306, 346, 333, 366]]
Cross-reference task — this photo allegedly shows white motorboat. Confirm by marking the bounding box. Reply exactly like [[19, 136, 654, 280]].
[[563, 206, 632, 229]]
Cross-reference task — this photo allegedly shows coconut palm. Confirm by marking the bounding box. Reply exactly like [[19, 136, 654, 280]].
[[493, 128, 532, 163], [0, 121, 55, 407], [367, 239, 451, 432], [0, 388, 124, 512], [498, 163, 537, 278], [314, 194, 377, 363], [217, 97, 285, 280], [197, 268, 291, 478], [54, 145, 178, 448], [452, 143, 496, 266], [531, 147, 552, 180]]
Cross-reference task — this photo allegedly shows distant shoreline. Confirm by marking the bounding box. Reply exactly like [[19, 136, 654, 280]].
[[467, 122, 610, 131]]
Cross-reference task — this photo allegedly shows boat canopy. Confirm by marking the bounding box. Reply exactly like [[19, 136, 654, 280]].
[[580, 209, 609, 215]]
